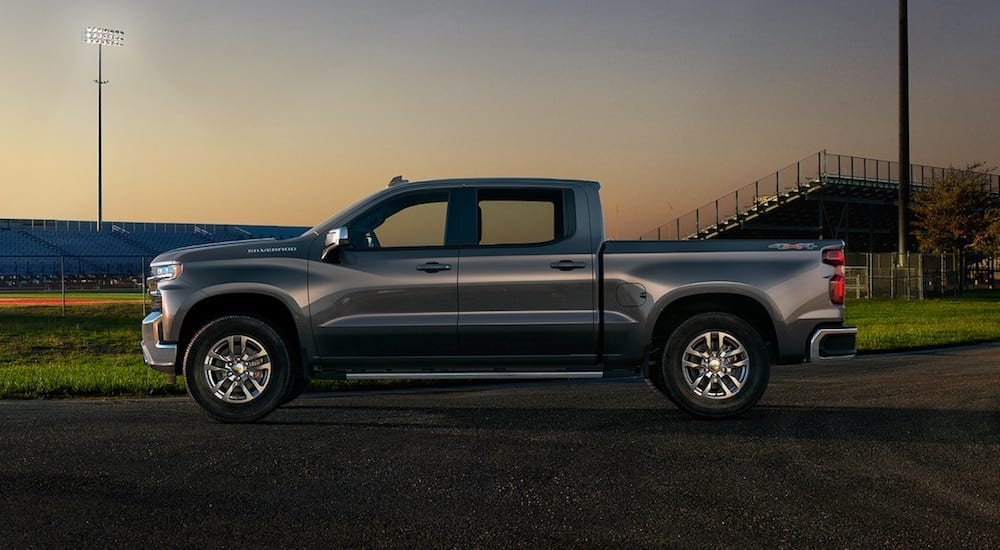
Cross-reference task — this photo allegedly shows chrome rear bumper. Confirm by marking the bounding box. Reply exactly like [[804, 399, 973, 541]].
[[808, 326, 858, 361]]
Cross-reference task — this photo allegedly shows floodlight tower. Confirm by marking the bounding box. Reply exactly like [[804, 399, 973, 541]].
[[898, 1, 910, 258], [82, 26, 125, 232]]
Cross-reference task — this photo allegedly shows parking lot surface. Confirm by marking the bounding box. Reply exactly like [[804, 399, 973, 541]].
[[1, 345, 997, 548]]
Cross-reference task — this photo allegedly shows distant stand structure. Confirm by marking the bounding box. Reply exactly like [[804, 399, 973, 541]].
[[638, 150, 1000, 253], [0, 220, 308, 285]]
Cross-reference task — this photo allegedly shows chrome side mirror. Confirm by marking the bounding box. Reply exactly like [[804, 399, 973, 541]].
[[321, 226, 349, 261]]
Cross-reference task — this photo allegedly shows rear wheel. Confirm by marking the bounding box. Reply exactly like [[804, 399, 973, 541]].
[[184, 316, 291, 423], [658, 313, 769, 419]]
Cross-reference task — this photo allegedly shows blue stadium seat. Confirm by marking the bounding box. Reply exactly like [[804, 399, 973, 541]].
[[0, 219, 307, 285]]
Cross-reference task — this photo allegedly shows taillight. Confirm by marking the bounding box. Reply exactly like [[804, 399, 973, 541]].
[[823, 249, 846, 305]]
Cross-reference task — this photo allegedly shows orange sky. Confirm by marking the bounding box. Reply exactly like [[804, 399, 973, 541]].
[[2, 1, 998, 238]]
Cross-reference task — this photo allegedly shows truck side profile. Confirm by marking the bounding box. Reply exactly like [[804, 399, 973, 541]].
[[141, 178, 856, 422]]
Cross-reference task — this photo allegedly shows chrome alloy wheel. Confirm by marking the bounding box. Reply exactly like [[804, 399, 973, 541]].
[[681, 330, 750, 400], [203, 335, 272, 403]]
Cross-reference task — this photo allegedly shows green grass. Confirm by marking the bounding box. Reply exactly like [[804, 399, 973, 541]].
[[2, 294, 1000, 398], [0, 303, 177, 398], [846, 292, 1000, 352]]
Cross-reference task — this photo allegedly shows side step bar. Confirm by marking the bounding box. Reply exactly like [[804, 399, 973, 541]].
[[341, 371, 605, 380]]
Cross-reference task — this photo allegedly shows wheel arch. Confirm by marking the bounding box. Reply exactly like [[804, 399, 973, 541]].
[[176, 293, 306, 378], [648, 292, 779, 366]]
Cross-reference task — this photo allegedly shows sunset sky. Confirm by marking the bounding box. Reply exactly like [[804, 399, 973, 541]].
[[2, 0, 997, 238]]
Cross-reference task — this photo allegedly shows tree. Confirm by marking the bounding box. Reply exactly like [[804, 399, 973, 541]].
[[975, 217, 1000, 258], [911, 162, 998, 291], [911, 162, 998, 254]]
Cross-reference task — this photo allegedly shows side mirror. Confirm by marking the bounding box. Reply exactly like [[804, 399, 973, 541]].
[[321, 227, 349, 261]]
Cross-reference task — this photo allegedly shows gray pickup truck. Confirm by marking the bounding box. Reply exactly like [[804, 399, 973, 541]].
[[141, 178, 856, 422]]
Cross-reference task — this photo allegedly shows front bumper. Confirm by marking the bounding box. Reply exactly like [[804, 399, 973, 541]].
[[808, 325, 858, 361], [141, 311, 178, 374]]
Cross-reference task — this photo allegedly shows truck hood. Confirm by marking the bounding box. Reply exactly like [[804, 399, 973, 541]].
[[151, 237, 311, 264]]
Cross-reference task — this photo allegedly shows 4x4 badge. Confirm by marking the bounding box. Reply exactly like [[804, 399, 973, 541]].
[[768, 242, 818, 250]]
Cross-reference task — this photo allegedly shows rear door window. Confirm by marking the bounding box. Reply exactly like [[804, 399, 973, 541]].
[[475, 189, 571, 247]]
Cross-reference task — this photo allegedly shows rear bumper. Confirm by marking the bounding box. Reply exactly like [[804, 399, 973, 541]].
[[808, 325, 858, 361], [141, 311, 177, 374]]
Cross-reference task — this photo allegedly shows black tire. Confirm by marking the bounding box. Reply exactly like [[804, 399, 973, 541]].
[[280, 373, 310, 405], [658, 312, 769, 419], [184, 316, 291, 423], [645, 345, 668, 393]]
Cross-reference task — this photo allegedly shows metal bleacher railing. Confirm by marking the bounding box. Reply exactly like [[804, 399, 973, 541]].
[[638, 150, 1000, 241]]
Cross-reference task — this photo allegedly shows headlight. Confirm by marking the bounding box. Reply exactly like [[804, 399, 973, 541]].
[[149, 262, 182, 282], [148, 262, 182, 311]]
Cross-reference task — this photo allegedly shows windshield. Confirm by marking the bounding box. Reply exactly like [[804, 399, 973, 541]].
[[304, 186, 394, 237]]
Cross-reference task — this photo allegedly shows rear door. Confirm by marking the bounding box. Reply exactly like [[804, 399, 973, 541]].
[[456, 187, 598, 361]]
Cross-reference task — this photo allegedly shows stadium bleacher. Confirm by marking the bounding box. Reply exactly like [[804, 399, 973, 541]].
[[639, 151, 1000, 253], [0, 220, 308, 288]]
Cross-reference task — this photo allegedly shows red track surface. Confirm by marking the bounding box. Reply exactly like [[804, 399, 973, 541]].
[[0, 298, 119, 306]]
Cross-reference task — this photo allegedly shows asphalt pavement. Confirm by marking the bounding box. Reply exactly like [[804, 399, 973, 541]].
[[1, 345, 998, 548]]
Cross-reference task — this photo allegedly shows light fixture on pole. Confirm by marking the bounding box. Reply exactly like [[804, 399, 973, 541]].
[[82, 26, 125, 232]]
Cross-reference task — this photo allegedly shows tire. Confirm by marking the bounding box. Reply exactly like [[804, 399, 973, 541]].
[[183, 316, 291, 423], [280, 373, 310, 405], [658, 313, 769, 419]]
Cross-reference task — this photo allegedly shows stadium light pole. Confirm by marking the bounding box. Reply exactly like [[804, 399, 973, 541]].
[[898, 0, 910, 259], [82, 26, 125, 232]]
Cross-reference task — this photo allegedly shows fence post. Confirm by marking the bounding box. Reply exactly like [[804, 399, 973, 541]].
[[941, 254, 947, 297], [908, 253, 914, 299], [890, 255, 896, 298], [867, 253, 873, 299], [140, 256, 146, 317], [918, 254, 924, 300], [60, 256, 66, 316]]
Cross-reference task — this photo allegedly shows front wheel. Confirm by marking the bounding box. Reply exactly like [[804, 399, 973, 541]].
[[658, 313, 770, 419], [183, 316, 291, 423]]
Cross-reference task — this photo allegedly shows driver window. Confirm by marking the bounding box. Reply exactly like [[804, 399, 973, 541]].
[[348, 191, 449, 249]]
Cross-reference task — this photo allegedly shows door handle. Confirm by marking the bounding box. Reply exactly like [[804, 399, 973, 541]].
[[416, 262, 451, 273], [550, 260, 586, 271]]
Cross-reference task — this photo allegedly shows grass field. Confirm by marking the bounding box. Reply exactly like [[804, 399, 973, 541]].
[[0, 301, 173, 398], [847, 292, 1000, 351], [2, 292, 1000, 399]]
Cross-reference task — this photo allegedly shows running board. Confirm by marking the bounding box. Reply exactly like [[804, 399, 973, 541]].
[[342, 371, 604, 380]]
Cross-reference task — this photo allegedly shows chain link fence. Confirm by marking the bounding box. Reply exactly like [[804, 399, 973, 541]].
[[845, 253, 996, 299], [0, 255, 148, 290]]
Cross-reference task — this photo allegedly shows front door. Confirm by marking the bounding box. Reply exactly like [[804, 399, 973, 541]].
[[309, 190, 458, 359]]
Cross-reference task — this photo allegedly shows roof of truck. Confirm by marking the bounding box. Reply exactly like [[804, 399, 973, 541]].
[[387, 176, 600, 189]]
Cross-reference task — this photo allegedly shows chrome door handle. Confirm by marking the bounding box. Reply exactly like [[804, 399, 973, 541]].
[[416, 262, 451, 273], [550, 260, 586, 271]]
